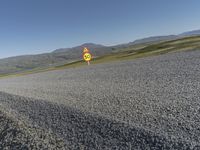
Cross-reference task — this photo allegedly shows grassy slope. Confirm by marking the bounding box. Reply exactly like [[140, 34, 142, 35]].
[[1, 35, 200, 78], [55, 36, 200, 68]]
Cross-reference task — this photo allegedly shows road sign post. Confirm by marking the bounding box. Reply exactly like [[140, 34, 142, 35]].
[[83, 47, 92, 65]]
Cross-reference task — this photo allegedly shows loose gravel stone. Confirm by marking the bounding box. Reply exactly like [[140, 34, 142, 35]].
[[0, 50, 199, 149], [0, 92, 196, 149], [0, 106, 66, 150]]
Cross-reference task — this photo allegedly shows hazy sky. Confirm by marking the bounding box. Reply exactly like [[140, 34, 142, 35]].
[[0, 0, 200, 58]]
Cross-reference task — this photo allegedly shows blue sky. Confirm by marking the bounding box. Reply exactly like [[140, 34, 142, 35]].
[[0, 0, 200, 58]]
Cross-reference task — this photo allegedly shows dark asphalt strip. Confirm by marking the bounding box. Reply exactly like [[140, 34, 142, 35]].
[[0, 92, 198, 149]]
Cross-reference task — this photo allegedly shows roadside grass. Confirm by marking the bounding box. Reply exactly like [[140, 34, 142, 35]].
[[1, 36, 200, 78], [56, 36, 200, 68]]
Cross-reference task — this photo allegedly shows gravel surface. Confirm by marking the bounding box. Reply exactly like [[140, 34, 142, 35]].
[[0, 50, 199, 149], [0, 104, 66, 149]]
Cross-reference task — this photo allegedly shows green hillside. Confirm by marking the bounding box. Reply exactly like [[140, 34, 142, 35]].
[[1, 35, 200, 78], [56, 36, 200, 69]]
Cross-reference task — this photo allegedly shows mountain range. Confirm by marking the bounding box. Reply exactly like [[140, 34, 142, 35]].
[[0, 29, 200, 75]]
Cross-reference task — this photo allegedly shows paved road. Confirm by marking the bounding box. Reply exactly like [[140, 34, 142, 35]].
[[0, 50, 199, 149]]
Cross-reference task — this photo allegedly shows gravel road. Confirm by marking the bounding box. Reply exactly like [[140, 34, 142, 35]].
[[0, 50, 199, 149]]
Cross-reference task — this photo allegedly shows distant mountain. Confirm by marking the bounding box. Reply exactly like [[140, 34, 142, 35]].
[[53, 43, 113, 59], [115, 29, 200, 48], [53, 43, 105, 53], [179, 30, 200, 36], [127, 35, 178, 45], [0, 43, 113, 74], [0, 29, 200, 75], [53, 48, 71, 53]]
